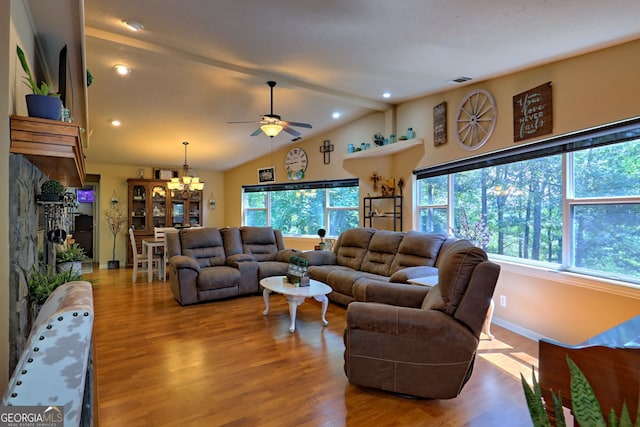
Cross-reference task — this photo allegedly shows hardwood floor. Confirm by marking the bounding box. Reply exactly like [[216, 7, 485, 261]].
[[87, 267, 538, 426]]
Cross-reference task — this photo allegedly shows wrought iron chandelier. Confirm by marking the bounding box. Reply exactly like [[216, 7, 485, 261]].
[[167, 141, 204, 197]]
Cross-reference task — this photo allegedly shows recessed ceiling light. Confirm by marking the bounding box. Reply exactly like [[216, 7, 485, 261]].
[[113, 64, 131, 75], [123, 20, 144, 31], [331, 112, 341, 119], [382, 92, 391, 98], [111, 120, 121, 127]]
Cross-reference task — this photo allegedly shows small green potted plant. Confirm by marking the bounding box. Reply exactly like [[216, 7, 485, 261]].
[[16, 45, 63, 120], [40, 178, 66, 201], [56, 243, 88, 275], [28, 263, 82, 320]]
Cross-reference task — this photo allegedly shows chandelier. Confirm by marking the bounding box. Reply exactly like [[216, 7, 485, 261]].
[[167, 141, 204, 198]]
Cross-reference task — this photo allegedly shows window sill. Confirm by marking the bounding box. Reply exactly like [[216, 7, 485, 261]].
[[493, 258, 640, 300]]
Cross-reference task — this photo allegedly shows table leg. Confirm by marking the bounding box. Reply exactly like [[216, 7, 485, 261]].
[[313, 295, 329, 326], [287, 296, 306, 333], [483, 299, 495, 340], [262, 289, 272, 316]]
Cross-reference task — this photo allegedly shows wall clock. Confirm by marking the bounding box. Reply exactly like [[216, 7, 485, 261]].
[[284, 147, 308, 180], [455, 89, 497, 150]]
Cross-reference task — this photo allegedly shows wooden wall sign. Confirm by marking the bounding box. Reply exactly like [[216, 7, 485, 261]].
[[433, 101, 447, 145], [513, 81, 552, 142]]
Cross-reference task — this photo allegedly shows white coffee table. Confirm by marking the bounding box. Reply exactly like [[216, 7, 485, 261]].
[[260, 276, 332, 333]]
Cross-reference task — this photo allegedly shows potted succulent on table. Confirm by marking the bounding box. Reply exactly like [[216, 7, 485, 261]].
[[16, 45, 63, 120], [56, 243, 88, 275], [104, 205, 126, 269], [39, 179, 66, 202]]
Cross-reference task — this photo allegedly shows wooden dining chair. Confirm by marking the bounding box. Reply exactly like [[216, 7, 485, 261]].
[[153, 227, 177, 280], [129, 228, 160, 282]]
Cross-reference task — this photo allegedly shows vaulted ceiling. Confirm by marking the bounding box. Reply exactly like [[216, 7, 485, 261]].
[[80, 0, 640, 171]]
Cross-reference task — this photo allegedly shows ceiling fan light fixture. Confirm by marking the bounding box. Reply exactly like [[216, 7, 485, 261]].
[[261, 123, 283, 137]]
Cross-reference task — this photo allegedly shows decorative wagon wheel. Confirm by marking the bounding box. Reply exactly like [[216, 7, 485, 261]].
[[455, 89, 497, 150]]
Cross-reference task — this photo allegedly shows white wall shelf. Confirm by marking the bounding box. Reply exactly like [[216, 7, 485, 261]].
[[342, 138, 423, 160]]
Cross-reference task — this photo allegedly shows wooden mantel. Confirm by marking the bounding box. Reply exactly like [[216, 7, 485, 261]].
[[10, 115, 86, 187]]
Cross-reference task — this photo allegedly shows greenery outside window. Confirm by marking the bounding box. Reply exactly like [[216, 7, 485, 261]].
[[243, 179, 359, 237], [415, 117, 640, 284]]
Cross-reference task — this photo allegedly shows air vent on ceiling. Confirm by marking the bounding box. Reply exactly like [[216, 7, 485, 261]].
[[448, 76, 473, 83]]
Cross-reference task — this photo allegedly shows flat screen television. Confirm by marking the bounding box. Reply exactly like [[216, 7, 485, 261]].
[[76, 189, 94, 203]]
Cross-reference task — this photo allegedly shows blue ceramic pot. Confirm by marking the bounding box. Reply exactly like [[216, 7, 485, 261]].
[[26, 94, 63, 120]]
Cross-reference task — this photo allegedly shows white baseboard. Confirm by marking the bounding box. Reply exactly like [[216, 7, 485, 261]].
[[492, 316, 547, 343]]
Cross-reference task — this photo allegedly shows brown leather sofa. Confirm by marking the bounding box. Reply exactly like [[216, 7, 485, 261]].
[[343, 239, 500, 398], [302, 227, 457, 306], [166, 226, 299, 305]]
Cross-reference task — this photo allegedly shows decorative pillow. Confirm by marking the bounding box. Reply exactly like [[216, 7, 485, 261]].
[[437, 240, 488, 315]]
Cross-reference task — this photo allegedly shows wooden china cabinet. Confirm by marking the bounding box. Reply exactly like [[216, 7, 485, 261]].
[[126, 178, 202, 265]]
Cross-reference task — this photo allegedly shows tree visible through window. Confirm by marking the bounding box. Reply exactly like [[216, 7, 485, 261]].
[[416, 120, 640, 283], [243, 179, 359, 237]]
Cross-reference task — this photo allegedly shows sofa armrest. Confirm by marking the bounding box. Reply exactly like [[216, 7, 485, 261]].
[[347, 302, 475, 343], [227, 253, 256, 265], [169, 255, 200, 272], [389, 266, 439, 283], [354, 282, 429, 307], [274, 248, 302, 263], [301, 250, 336, 266]]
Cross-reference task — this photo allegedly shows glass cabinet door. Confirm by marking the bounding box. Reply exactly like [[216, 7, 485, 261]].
[[151, 185, 168, 228], [188, 192, 201, 226], [171, 192, 185, 227], [131, 185, 147, 230]]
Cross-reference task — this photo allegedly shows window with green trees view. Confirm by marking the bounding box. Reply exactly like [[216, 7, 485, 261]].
[[243, 179, 359, 237], [416, 118, 640, 284]]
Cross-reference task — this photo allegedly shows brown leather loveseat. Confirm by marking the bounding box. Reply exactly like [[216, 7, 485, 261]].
[[166, 226, 299, 305]]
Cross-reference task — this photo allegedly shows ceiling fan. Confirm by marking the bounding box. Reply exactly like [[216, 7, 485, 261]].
[[228, 81, 312, 138]]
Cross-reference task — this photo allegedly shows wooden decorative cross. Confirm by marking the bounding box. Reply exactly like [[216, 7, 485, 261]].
[[320, 139, 334, 164]]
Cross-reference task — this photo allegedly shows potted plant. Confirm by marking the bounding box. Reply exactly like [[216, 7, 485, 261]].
[[56, 243, 87, 275], [40, 178, 66, 202], [28, 263, 82, 320], [104, 205, 126, 269], [522, 356, 639, 426], [16, 45, 63, 120]]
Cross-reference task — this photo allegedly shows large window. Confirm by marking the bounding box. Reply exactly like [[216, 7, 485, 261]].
[[243, 179, 359, 237], [416, 118, 640, 283]]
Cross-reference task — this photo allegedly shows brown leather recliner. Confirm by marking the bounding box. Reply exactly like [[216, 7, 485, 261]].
[[343, 240, 500, 399]]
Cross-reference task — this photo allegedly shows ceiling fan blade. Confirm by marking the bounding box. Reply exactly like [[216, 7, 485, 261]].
[[282, 125, 301, 137], [250, 128, 263, 136], [227, 120, 258, 124], [285, 121, 312, 129]]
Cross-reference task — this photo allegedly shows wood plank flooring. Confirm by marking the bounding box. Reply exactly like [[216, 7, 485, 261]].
[[87, 267, 538, 426]]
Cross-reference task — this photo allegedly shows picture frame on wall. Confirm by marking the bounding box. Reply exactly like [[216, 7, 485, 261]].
[[258, 167, 275, 183], [153, 168, 179, 180], [434, 101, 447, 146]]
